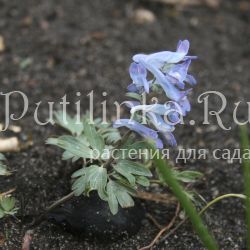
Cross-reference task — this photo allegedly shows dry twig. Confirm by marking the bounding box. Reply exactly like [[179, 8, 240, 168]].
[[139, 203, 180, 250], [22, 230, 33, 250], [136, 191, 177, 204], [142, 0, 220, 8]]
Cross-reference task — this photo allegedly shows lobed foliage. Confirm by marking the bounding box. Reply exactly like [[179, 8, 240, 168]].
[[48, 112, 202, 214], [0, 153, 17, 219]]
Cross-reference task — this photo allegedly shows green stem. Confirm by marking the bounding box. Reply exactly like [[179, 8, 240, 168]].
[[199, 193, 246, 215], [152, 149, 219, 250], [240, 125, 250, 250]]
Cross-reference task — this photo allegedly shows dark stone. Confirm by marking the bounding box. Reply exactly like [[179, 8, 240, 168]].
[[47, 193, 145, 241]]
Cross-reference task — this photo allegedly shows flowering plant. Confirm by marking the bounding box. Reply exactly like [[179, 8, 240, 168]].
[[47, 40, 200, 214]]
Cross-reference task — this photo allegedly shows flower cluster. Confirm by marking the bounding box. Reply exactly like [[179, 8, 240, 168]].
[[113, 40, 197, 148]]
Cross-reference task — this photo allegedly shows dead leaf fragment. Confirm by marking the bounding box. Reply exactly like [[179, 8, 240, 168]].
[[21, 16, 33, 27], [204, 0, 220, 8], [142, 0, 220, 8], [239, 1, 250, 12], [0, 36, 5, 52], [0, 232, 5, 246]]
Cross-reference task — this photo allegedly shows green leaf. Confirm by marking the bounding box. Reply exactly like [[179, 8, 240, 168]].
[[0, 154, 10, 176], [173, 170, 203, 183], [115, 160, 152, 178], [72, 176, 87, 196], [0, 164, 10, 176], [117, 141, 151, 159], [84, 120, 105, 155], [107, 181, 135, 215], [72, 165, 107, 199], [72, 167, 88, 178], [107, 181, 118, 215], [47, 135, 96, 159], [136, 176, 150, 187], [0, 196, 16, 212], [19, 57, 33, 69], [116, 187, 134, 208], [0, 208, 4, 219], [125, 92, 142, 101], [88, 166, 107, 200], [100, 128, 121, 144], [114, 164, 136, 186], [54, 111, 84, 136], [0, 153, 6, 161], [62, 151, 80, 162]]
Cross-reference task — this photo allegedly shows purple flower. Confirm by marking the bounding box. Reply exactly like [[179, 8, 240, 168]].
[[114, 40, 197, 149], [147, 112, 174, 132], [129, 62, 150, 93], [146, 112, 177, 146], [160, 132, 177, 147], [133, 40, 190, 68], [113, 119, 163, 148], [141, 60, 187, 101], [131, 40, 196, 101], [130, 103, 175, 116], [178, 96, 191, 116]]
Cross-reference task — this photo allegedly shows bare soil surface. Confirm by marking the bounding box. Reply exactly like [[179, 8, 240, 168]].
[[0, 0, 249, 249]]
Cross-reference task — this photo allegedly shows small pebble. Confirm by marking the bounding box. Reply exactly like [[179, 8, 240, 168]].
[[133, 9, 156, 24], [0, 36, 5, 52]]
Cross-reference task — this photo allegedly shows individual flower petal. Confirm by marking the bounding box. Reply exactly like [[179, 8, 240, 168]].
[[183, 55, 198, 60], [141, 60, 185, 101], [160, 132, 177, 147], [168, 59, 191, 83], [185, 74, 197, 86], [178, 96, 191, 116], [156, 138, 164, 149], [168, 111, 180, 124], [113, 119, 162, 148], [130, 103, 172, 116], [147, 112, 175, 132], [123, 101, 141, 109], [165, 73, 185, 89], [127, 83, 139, 93], [129, 62, 149, 93], [166, 101, 184, 124], [176, 40, 190, 54]]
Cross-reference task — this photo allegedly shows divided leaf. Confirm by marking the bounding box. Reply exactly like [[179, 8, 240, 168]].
[[0, 196, 16, 212], [114, 160, 152, 185], [0, 196, 17, 218], [136, 176, 150, 187], [0, 154, 10, 176], [99, 128, 121, 144], [173, 170, 203, 183], [47, 135, 96, 159], [0, 153, 6, 161], [107, 180, 134, 215], [72, 165, 107, 200], [54, 111, 84, 136], [84, 120, 105, 154]]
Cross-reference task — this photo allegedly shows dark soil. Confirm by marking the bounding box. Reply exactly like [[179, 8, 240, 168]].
[[0, 0, 249, 249]]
